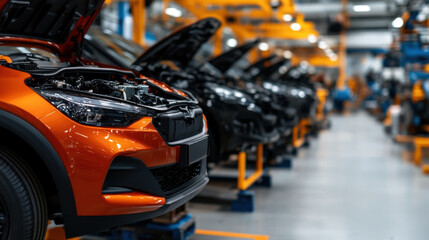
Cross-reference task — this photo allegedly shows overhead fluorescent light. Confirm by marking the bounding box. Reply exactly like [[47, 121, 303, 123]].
[[258, 42, 270, 51], [282, 14, 293, 22], [353, 5, 371, 12], [318, 41, 328, 49], [283, 50, 292, 59], [165, 7, 182, 17], [392, 17, 404, 28], [307, 34, 317, 43], [291, 23, 301, 31], [226, 38, 238, 48]]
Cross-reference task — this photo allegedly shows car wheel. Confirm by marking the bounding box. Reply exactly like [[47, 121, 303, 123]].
[[0, 147, 48, 240]]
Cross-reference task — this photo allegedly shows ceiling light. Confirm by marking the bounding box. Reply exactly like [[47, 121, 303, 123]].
[[392, 17, 404, 28], [226, 38, 238, 48], [283, 50, 292, 59], [307, 34, 317, 43], [165, 7, 182, 17], [325, 49, 334, 55], [318, 41, 328, 49], [291, 23, 301, 31], [258, 42, 270, 51], [353, 5, 371, 12], [282, 14, 293, 22]]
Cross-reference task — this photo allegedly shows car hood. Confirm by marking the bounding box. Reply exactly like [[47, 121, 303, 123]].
[[244, 55, 276, 72], [243, 55, 277, 77], [208, 39, 259, 73], [132, 18, 221, 69], [256, 59, 290, 79], [0, 0, 104, 57]]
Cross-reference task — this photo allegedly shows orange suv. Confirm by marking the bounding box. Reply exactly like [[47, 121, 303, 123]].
[[0, 0, 208, 239]]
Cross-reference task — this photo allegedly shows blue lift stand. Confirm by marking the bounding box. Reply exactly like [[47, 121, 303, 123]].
[[302, 140, 311, 148], [254, 171, 273, 188], [231, 190, 255, 212], [290, 147, 298, 156], [137, 214, 196, 240], [92, 206, 195, 240]]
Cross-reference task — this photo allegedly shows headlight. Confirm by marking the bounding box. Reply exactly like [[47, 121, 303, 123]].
[[39, 90, 153, 127]]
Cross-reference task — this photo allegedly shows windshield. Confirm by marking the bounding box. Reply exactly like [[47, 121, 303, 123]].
[[0, 46, 61, 62], [84, 26, 145, 66]]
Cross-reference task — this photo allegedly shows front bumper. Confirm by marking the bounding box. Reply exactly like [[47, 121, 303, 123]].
[[65, 173, 208, 237], [38, 108, 209, 237]]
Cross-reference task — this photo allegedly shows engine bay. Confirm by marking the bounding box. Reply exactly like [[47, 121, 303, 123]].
[[21, 66, 195, 108]]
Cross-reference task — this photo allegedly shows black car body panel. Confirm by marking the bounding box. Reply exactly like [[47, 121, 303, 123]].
[[132, 17, 221, 69], [208, 39, 259, 73]]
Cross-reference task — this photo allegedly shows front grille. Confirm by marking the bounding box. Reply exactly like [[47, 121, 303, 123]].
[[151, 161, 202, 195], [153, 107, 204, 143]]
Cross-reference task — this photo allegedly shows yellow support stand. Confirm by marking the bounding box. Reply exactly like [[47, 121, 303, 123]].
[[293, 118, 311, 148], [414, 137, 429, 165], [413, 137, 429, 174], [232, 144, 270, 212], [237, 144, 264, 191], [394, 135, 415, 143], [44, 223, 80, 240], [316, 89, 328, 122], [383, 109, 392, 127], [130, 0, 146, 45]]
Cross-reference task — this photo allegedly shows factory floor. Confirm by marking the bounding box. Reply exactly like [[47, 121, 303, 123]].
[[190, 111, 429, 240]]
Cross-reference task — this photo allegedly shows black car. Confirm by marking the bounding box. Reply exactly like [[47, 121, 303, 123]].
[[209, 46, 299, 136], [246, 57, 319, 121]]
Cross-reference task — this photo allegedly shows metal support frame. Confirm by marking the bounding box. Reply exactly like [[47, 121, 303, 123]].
[[231, 144, 270, 212], [237, 144, 264, 191], [293, 118, 311, 148], [86, 214, 195, 240], [336, 0, 348, 89], [117, 1, 127, 35], [316, 88, 328, 122], [138, 214, 196, 240], [213, 31, 223, 56], [394, 135, 415, 143], [410, 137, 429, 174], [130, 0, 146, 45], [44, 223, 80, 240]]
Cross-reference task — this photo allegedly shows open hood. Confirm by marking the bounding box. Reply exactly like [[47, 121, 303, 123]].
[[132, 18, 221, 69], [0, 0, 104, 57], [256, 59, 290, 79], [243, 55, 277, 77], [208, 39, 259, 73]]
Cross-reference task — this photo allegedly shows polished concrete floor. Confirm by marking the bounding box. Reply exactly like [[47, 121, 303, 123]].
[[190, 112, 429, 240]]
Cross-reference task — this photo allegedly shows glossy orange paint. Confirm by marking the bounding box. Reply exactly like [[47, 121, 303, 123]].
[[0, 65, 183, 216], [0, 55, 11, 63], [103, 192, 165, 215]]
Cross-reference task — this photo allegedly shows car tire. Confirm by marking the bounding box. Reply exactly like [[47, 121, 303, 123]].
[[0, 147, 48, 240]]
